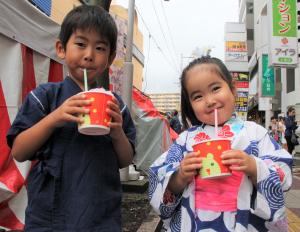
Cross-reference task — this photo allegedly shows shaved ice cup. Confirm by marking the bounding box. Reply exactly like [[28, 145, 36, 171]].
[[78, 88, 113, 136], [193, 139, 232, 179]]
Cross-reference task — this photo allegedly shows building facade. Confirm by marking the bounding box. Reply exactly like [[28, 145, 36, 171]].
[[148, 93, 180, 113], [235, 0, 300, 128]]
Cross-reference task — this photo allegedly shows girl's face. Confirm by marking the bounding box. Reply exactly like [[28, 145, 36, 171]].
[[56, 29, 115, 90], [185, 64, 236, 126]]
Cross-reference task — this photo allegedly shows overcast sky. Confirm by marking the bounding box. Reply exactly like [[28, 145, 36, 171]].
[[115, 0, 239, 94]]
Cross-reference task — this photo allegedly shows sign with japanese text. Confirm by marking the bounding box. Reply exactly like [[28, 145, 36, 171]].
[[225, 41, 248, 62], [231, 72, 249, 82], [262, 54, 275, 97], [231, 72, 249, 121], [235, 91, 248, 112], [226, 41, 247, 52], [268, 0, 298, 67], [231, 72, 249, 91]]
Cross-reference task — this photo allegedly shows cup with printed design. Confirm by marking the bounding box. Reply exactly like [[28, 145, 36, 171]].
[[192, 139, 232, 179], [78, 88, 113, 135]]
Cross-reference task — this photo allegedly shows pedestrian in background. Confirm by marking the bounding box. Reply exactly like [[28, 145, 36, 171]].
[[270, 116, 279, 142], [278, 116, 288, 151], [170, 109, 182, 134], [6, 5, 136, 231], [285, 106, 298, 155], [148, 57, 292, 231]]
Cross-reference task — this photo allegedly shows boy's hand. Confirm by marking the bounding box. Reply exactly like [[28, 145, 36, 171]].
[[50, 94, 91, 127], [178, 152, 203, 185], [221, 150, 257, 179], [106, 97, 123, 139]]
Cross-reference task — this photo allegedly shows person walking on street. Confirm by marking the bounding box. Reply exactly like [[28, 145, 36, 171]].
[[6, 5, 136, 231], [170, 110, 182, 134], [285, 106, 298, 155], [278, 116, 288, 151], [270, 116, 279, 142]]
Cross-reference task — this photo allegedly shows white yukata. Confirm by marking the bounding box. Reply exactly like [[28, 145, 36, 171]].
[[148, 115, 292, 232]]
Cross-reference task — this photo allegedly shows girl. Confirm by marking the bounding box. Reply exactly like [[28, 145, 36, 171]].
[[148, 57, 292, 231]]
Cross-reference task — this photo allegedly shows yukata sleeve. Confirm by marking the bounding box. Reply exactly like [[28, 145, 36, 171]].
[[249, 123, 292, 221], [148, 131, 187, 219], [6, 86, 50, 159], [113, 94, 136, 149]]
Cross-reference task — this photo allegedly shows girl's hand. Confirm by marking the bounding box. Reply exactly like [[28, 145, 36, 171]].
[[221, 150, 257, 180], [178, 152, 203, 185], [106, 97, 123, 139], [50, 94, 90, 127]]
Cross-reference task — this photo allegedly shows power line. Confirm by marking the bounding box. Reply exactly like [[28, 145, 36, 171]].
[[159, 0, 180, 70], [150, 0, 180, 73], [143, 34, 151, 93], [135, 6, 179, 74]]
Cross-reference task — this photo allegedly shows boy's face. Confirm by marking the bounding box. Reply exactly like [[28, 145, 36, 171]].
[[56, 29, 115, 88]]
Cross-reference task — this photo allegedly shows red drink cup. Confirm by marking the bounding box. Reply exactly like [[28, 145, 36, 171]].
[[193, 139, 232, 179], [78, 88, 113, 135]]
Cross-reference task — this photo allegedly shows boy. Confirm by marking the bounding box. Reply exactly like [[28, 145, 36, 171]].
[[7, 5, 135, 231]]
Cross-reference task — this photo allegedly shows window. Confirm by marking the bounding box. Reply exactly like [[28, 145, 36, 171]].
[[286, 68, 295, 93], [29, 0, 52, 16]]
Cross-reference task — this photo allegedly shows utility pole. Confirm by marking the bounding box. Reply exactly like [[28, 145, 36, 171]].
[[122, 0, 135, 112], [88, 0, 112, 89], [119, 0, 135, 182], [89, 0, 111, 11]]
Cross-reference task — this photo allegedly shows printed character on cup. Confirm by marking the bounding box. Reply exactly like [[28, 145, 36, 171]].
[[148, 57, 292, 231], [193, 139, 231, 178]]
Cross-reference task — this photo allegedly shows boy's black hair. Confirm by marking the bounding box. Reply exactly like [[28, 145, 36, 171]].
[[180, 56, 234, 130], [59, 5, 118, 55], [271, 116, 276, 120]]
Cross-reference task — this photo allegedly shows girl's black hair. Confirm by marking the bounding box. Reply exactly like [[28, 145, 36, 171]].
[[180, 56, 234, 130], [59, 5, 118, 55]]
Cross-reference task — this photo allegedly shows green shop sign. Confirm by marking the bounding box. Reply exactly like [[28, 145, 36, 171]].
[[262, 55, 275, 97], [272, 0, 297, 37]]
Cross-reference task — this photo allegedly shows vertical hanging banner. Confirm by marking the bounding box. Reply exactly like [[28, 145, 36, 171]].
[[268, 0, 298, 67], [110, 14, 127, 95], [231, 72, 249, 121], [262, 54, 275, 96]]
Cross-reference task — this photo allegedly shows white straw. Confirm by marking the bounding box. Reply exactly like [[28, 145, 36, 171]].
[[83, 68, 88, 92], [214, 108, 218, 138]]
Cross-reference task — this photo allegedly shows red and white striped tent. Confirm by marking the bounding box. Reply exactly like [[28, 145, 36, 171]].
[[0, 1, 174, 230], [0, 1, 64, 230]]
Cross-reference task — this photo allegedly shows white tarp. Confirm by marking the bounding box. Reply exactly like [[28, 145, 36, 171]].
[[0, 0, 61, 62]]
